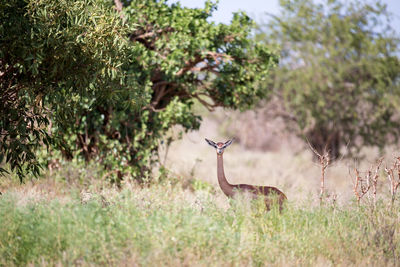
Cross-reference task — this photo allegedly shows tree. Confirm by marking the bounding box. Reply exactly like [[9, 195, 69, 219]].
[[1, 0, 278, 181], [0, 0, 143, 181], [257, 0, 400, 159], [54, 0, 278, 180]]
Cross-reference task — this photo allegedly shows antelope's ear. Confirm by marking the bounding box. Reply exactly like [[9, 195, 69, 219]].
[[222, 139, 234, 148], [205, 138, 217, 148]]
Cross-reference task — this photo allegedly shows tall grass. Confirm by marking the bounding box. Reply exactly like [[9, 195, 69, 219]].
[[1, 110, 400, 266], [0, 181, 399, 266]]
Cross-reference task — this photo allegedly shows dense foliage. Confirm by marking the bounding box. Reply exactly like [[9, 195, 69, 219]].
[[1, 0, 277, 181], [257, 0, 400, 158], [0, 0, 141, 181]]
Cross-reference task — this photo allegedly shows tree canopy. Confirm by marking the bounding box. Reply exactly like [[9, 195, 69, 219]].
[[257, 0, 400, 158], [1, 0, 277, 181], [1, 0, 142, 180]]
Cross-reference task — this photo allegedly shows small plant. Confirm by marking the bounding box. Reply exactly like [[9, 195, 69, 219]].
[[353, 158, 383, 206], [370, 158, 383, 205], [384, 157, 400, 205], [308, 142, 330, 205], [190, 179, 214, 193], [353, 168, 369, 206]]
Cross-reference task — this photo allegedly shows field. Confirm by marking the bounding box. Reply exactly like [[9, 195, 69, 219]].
[[1, 179, 399, 266], [1, 111, 400, 266], [2, 0, 399, 265]]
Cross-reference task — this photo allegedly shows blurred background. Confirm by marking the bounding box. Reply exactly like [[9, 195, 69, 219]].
[[2, 0, 400, 204], [173, 0, 400, 27], [161, 0, 400, 203]]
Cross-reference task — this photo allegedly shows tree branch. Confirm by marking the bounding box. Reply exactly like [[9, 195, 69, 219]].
[[193, 93, 219, 111], [130, 27, 174, 50], [176, 55, 203, 76]]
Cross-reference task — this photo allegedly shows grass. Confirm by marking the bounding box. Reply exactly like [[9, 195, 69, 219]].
[[1, 111, 400, 266], [0, 176, 399, 266]]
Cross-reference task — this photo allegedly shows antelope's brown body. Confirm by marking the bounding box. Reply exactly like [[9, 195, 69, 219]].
[[217, 153, 286, 210], [206, 138, 287, 211]]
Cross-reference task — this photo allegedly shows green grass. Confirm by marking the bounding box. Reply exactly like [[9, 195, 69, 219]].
[[0, 181, 399, 266]]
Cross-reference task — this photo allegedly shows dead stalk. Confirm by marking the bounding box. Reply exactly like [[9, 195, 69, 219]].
[[319, 153, 330, 204], [370, 158, 383, 204], [353, 168, 371, 205], [353, 158, 383, 206], [308, 142, 330, 205], [384, 157, 400, 205]]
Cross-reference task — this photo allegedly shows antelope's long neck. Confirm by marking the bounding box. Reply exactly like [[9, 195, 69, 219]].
[[217, 154, 234, 197]]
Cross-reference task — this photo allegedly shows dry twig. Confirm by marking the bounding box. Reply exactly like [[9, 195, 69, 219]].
[[308, 141, 330, 205], [353, 158, 383, 205], [353, 168, 371, 205], [370, 158, 383, 204], [384, 157, 400, 205]]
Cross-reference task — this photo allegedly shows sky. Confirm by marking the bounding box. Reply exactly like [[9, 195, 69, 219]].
[[170, 0, 400, 32]]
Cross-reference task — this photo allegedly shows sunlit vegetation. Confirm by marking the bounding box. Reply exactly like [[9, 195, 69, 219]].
[[1, 0, 400, 265], [0, 173, 399, 266]]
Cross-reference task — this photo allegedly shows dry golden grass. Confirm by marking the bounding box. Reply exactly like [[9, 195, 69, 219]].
[[160, 108, 398, 206]]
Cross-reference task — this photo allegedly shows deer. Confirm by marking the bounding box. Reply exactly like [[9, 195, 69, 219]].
[[205, 138, 287, 211]]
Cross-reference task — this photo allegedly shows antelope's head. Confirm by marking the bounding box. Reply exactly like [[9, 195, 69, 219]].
[[205, 138, 233, 155]]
